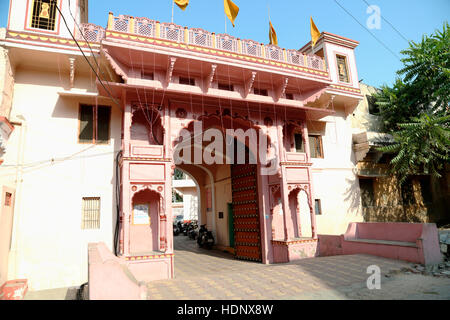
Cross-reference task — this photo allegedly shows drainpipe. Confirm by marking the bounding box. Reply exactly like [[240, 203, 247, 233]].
[[8, 115, 27, 280]]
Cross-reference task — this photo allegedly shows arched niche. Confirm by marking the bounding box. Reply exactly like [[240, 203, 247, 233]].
[[287, 186, 313, 239], [130, 188, 163, 253], [130, 105, 164, 146], [298, 189, 312, 238]]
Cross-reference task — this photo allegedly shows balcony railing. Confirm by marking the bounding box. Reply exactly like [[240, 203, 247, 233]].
[[76, 14, 328, 73], [76, 23, 105, 43]]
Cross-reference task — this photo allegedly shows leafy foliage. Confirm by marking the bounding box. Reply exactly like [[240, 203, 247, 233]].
[[374, 22, 449, 132], [377, 114, 449, 184], [374, 22, 450, 182], [173, 168, 185, 180]]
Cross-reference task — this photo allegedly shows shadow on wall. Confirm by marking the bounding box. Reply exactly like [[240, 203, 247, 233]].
[[343, 176, 362, 216]]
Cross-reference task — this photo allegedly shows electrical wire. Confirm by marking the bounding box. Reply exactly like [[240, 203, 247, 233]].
[[67, 0, 117, 98], [360, 0, 410, 44], [333, 0, 401, 60], [54, 3, 121, 108]]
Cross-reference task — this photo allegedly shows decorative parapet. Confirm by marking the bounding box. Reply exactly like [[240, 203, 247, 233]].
[[76, 23, 105, 43], [95, 13, 328, 74]]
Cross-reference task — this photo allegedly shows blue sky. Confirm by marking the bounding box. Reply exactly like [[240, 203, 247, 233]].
[[0, 0, 448, 88]]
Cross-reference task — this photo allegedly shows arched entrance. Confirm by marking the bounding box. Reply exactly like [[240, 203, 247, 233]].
[[172, 114, 270, 262]]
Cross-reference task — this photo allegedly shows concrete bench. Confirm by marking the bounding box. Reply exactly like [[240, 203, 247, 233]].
[[341, 223, 442, 265], [88, 242, 147, 300]]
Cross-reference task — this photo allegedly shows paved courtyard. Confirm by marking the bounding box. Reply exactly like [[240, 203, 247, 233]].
[[145, 236, 450, 300]]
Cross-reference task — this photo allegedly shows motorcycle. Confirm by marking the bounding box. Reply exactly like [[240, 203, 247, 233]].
[[173, 222, 180, 236], [177, 221, 186, 236], [182, 221, 191, 236], [188, 221, 199, 240], [197, 224, 215, 249]]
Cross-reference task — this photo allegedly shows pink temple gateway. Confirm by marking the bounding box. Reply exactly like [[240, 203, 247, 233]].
[[95, 13, 362, 279], [0, 0, 389, 292]]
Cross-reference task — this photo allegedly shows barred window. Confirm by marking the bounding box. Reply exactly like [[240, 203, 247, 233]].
[[315, 199, 322, 215], [81, 197, 101, 229], [31, 0, 57, 31], [336, 55, 350, 83]]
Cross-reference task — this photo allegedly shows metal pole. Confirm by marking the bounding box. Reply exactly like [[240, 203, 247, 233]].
[[171, 0, 174, 23]]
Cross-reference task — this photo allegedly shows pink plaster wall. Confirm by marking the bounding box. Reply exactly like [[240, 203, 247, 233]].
[[88, 243, 147, 300], [288, 241, 319, 260], [318, 234, 343, 257], [130, 190, 160, 253], [341, 223, 442, 265]]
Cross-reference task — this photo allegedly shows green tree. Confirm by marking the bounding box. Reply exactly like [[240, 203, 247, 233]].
[[173, 168, 185, 180], [377, 114, 449, 184], [375, 22, 450, 181]]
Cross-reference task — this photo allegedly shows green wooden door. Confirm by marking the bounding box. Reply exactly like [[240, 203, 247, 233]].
[[228, 203, 235, 248]]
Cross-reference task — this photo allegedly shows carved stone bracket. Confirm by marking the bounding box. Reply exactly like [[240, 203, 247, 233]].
[[244, 71, 257, 98], [69, 57, 75, 88], [166, 56, 177, 88], [203, 64, 217, 93], [276, 77, 289, 101]]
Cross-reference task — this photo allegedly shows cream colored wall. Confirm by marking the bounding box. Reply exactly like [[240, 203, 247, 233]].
[[350, 83, 383, 133], [212, 165, 232, 247], [310, 108, 364, 235], [0, 66, 121, 291], [0, 39, 15, 118], [180, 187, 198, 221], [323, 42, 359, 90]]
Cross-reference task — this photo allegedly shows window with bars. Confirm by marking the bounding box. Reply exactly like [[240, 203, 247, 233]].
[[315, 199, 322, 215], [336, 55, 350, 83], [79, 105, 111, 144], [81, 197, 101, 229], [308, 135, 324, 158], [31, 0, 57, 31]]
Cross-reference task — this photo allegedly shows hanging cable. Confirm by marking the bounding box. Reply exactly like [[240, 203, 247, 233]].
[[333, 0, 401, 60], [54, 3, 121, 108]]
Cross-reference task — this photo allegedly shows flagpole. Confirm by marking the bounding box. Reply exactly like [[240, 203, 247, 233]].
[[171, 0, 174, 23]]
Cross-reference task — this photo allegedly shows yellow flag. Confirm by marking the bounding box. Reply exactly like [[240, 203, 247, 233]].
[[224, 0, 239, 27], [174, 0, 189, 11], [310, 17, 321, 47], [269, 21, 278, 46]]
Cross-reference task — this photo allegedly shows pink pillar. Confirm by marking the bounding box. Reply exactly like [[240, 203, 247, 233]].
[[301, 122, 317, 239], [276, 118, 290, 241]]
